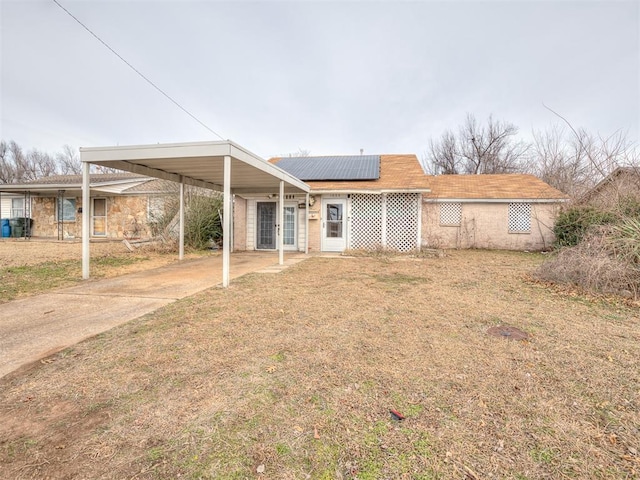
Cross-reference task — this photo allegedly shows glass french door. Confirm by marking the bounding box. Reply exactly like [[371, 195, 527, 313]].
[[283, 205, 297, 249], [257, 202, 276, 249]]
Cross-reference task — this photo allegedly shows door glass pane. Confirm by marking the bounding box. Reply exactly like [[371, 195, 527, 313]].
[[284, 206, 295, 246], [326, 203, 343, 238], [257, 202, 276, 249], [92, 198, 106, 236], [93, 218, 106, 236], [94, 199, 106, 216]]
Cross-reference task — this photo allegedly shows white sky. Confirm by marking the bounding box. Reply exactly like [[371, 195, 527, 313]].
[[1, 0, 638, 160]]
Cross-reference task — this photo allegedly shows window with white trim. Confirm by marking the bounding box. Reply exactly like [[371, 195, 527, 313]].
[[440, 202, 462, 226], [11, 198, 24, 217], [508, 203, 531, 233], [57, 198, 76, 222]]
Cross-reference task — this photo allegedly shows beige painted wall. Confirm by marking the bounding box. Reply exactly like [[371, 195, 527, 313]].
[[422, 201, 560, 250], [30, 195, 154, 239]]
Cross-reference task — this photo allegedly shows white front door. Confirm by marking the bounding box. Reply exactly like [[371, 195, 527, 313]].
[[322, 199, 347, 252]]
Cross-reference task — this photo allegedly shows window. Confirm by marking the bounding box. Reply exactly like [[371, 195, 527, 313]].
[[283, 206, 296, 246], [508, 203, 531, 233], [440, 202, 462, 226], [11, 198, 24, 217], [326, 203, 343, 238], [57, 198, 76, 222]]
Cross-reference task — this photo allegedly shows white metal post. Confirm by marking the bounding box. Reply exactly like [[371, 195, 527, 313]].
[[81, 161, 91, 279], [279, 180, 284, 265], [179, 178, 185, 260], [222, 155, 231, 287], [305, 193, 309, 254]]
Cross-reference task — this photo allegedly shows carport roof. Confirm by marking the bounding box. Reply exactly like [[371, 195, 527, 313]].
[[79, 140, 310, 194]]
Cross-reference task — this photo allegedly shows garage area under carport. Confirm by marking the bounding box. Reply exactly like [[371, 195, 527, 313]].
[[80, 141, 310, 286]]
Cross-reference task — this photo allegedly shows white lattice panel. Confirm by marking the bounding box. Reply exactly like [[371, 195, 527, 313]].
[[386, 193, 419, 252], [440, 202, 462, 226], [350, 194, 383, 249], [508, 203, 531, 232]]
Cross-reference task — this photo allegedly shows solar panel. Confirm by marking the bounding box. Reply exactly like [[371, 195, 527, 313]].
[[276, 155, 380, 181]]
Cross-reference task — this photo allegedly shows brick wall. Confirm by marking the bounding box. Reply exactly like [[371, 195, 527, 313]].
[[422, 201, 560, 250]]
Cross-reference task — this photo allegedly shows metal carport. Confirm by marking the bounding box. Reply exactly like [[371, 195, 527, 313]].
[[80, 140, 310, 287]]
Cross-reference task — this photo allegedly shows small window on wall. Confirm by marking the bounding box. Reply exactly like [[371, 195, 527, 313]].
[[57, 198, 76, 222], [11, 198, 24, 217], [508, 203, 531, 233], [440, 202, 462, 226]]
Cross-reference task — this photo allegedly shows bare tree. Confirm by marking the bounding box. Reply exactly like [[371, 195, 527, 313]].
[[56, 144, 82, 175], [28, 149, 58, 179], [426, 131, 458, 174], [529, 125, 589, 197], [0, 141, 12, 183], [426, 114, 529, 175], [0, 140, 86, 182], [528, 111, 639, 199]]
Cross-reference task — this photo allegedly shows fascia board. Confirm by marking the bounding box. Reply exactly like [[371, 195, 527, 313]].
[[423, 198, 569, 203], [308, 188, 430, 195]]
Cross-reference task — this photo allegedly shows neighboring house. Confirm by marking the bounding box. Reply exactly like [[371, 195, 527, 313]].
[[422, 174, 568, 250], [233, 155, 568, 253], [233, 155, 431, 253], [0, 193, 28, 218], [581, 166, 640, 209], [0, 174, 176, 239]]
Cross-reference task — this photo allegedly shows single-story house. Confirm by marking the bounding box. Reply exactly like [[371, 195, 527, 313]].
[[233, 154, 568, 253], [0, 173, 176, 239], [2, 151, 569, 251], [580, 166, 640, 209], [422, 174, 568, 250], [233, 154, 431, 253]]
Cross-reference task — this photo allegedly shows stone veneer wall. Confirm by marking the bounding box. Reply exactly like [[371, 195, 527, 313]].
[[30, 195, 156, 239]]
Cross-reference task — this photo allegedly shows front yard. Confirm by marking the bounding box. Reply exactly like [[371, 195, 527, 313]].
[[0, 250, 638, 479]]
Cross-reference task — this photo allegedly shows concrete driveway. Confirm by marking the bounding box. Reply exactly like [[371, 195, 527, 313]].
[[0, 252, 308, 378]]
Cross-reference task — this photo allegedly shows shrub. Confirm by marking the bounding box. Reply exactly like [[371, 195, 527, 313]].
[[609, 217, 640, 264], [184, 194, 223, 250], [553, 206, 616, 247], [536, 229, 639, 299], [146, 191, 223, 250]]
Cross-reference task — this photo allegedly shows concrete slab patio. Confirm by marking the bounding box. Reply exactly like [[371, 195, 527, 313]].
[[0, 252, 308, 378]]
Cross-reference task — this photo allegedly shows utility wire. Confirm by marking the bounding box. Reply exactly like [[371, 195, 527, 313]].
[[52, 0, 225, 141]]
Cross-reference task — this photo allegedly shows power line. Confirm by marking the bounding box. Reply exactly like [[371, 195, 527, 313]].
[[52, 0, 225, 141]]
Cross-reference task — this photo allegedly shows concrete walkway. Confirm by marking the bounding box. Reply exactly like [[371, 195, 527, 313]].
[[0, 252, 308, 378]]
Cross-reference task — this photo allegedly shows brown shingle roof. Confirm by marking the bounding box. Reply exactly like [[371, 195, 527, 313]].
[[270, 154, 430, 191], [424, 174, 568, 200], [22, 173, 147, 185]]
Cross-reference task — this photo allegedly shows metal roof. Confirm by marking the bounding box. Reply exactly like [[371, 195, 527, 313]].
[[79, 141, 310, 194], [275, 155, 380, 181]]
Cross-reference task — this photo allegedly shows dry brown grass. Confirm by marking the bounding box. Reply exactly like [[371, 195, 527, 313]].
[[1, 250, 639, 479], [0, 240, 213, 303], [536, 231, 640, 300]]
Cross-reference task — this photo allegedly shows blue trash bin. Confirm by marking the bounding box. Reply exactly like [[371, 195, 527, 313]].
[[1, 219, 10, 238]]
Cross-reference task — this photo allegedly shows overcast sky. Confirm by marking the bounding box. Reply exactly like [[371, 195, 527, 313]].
[[1, 0, 638, 161]]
